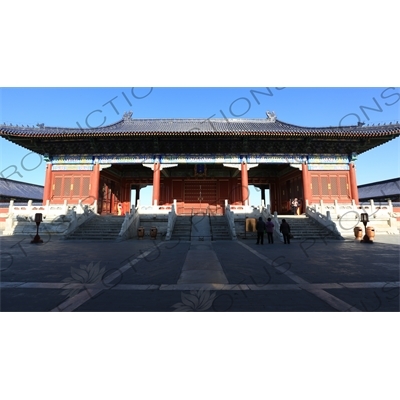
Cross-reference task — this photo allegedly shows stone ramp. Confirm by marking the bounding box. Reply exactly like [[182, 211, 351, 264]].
[[190, 215, 212, 241], [171, 215, 232, 241], [177, 242, 229, 284]]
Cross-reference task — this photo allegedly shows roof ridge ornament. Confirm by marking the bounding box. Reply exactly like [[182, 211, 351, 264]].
[[266, 110, 277, 122], [123, 111, 133, 121], [36, 123, 44, 129]]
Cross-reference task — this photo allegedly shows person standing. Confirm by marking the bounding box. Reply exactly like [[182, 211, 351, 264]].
[[297, 199, 302, 215], [280, 218, 291, 244], [265, 217, 275, 244], [291, 198, 298, 215], [256, 217, 265, 245]]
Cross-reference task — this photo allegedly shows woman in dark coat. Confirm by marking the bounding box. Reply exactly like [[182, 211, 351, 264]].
[[280, 219, 291, 244], [256, 217, 265, 245]]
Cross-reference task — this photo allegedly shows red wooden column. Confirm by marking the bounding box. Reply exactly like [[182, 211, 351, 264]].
[[122, 182, 131, 214], [241, 160, 249, 206], [91, 162, 100, 204], [152, 162, 161, 205], [349, 162, 359, 204], [269, 183, 275, 213], [135, 186, 140, 206], [302, 162, 312, 206], [43, 163, 53, 205]]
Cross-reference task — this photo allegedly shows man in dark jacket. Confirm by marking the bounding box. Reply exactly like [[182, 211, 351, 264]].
[[280, 219, 291, 244], [256, 217, 266, 245]]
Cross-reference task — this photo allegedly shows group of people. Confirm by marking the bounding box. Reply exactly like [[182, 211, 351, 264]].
[[256, 217, 292, 245]]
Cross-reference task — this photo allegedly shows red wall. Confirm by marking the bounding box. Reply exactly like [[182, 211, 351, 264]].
[[49, 171, 93, 204], [309, 171, 351, 204], [160, 177, 241, 207]]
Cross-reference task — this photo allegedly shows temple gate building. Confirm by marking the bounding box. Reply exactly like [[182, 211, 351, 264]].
[[1, 111, 400, 217]]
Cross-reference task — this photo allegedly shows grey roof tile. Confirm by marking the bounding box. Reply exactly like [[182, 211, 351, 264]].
[[0, 178, 43, 200]]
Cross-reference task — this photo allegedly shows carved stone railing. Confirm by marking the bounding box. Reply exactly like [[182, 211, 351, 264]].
[[311, 199, 393, 217], [272, 211, 284, 242], [3, 199, 97, 236], [306, 206, 343, 238], [224, 204, 237, 240], [117, 207, 141, 241], [165, 202, 178, 240], [138, 204, 173, 215], [7, 199, 97, 216], [63, 207, 96, 236], [228, 204, 257, 214], [260, 203, 271, 220], [309, 200, 398, 235]]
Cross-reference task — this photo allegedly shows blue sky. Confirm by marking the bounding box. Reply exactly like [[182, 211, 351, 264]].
[[1, 87, 399, 205]]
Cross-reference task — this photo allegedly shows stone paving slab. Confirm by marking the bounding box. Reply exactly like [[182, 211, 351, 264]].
[[232, 239, 400, 285], [324, 287, 400, 312], [177, 270, 228, 284], [0, 235, 159, 282], [1, 234, 399, 312], [71, 288, 337, 312], [212, 241, 300, 285], [181, 250, 221, 270], [177, 242, 228, 284]]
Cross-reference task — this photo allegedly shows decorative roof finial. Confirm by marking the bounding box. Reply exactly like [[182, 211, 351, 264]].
[[36, 123, 44, 129], [266, 111, 277, 122], [123, 111, 133, 121]]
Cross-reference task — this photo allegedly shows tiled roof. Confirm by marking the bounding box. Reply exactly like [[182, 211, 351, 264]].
[[0, 178, 43, 200], [358, 178, 400, 200], [1, 117, 400, 138]]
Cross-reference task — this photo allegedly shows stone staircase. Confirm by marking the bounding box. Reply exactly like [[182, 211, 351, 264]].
[[278, 215, 341, 241], [65, 215, 125, 241], [170, 215, 232, 241], [209, 215, 231, 240], [170, 216, 192, 241]]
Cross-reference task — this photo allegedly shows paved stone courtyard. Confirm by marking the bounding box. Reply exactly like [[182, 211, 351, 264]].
[[1, 233, 399, 312]]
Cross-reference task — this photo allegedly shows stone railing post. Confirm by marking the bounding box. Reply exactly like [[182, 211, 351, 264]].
[[370, 199, 375, 214], [166, 203, 178, 240], [63, 200, 68, 214], [93, 199, 98, 214], [388, 199, 393, 213], [273, 211, 283, 242]]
